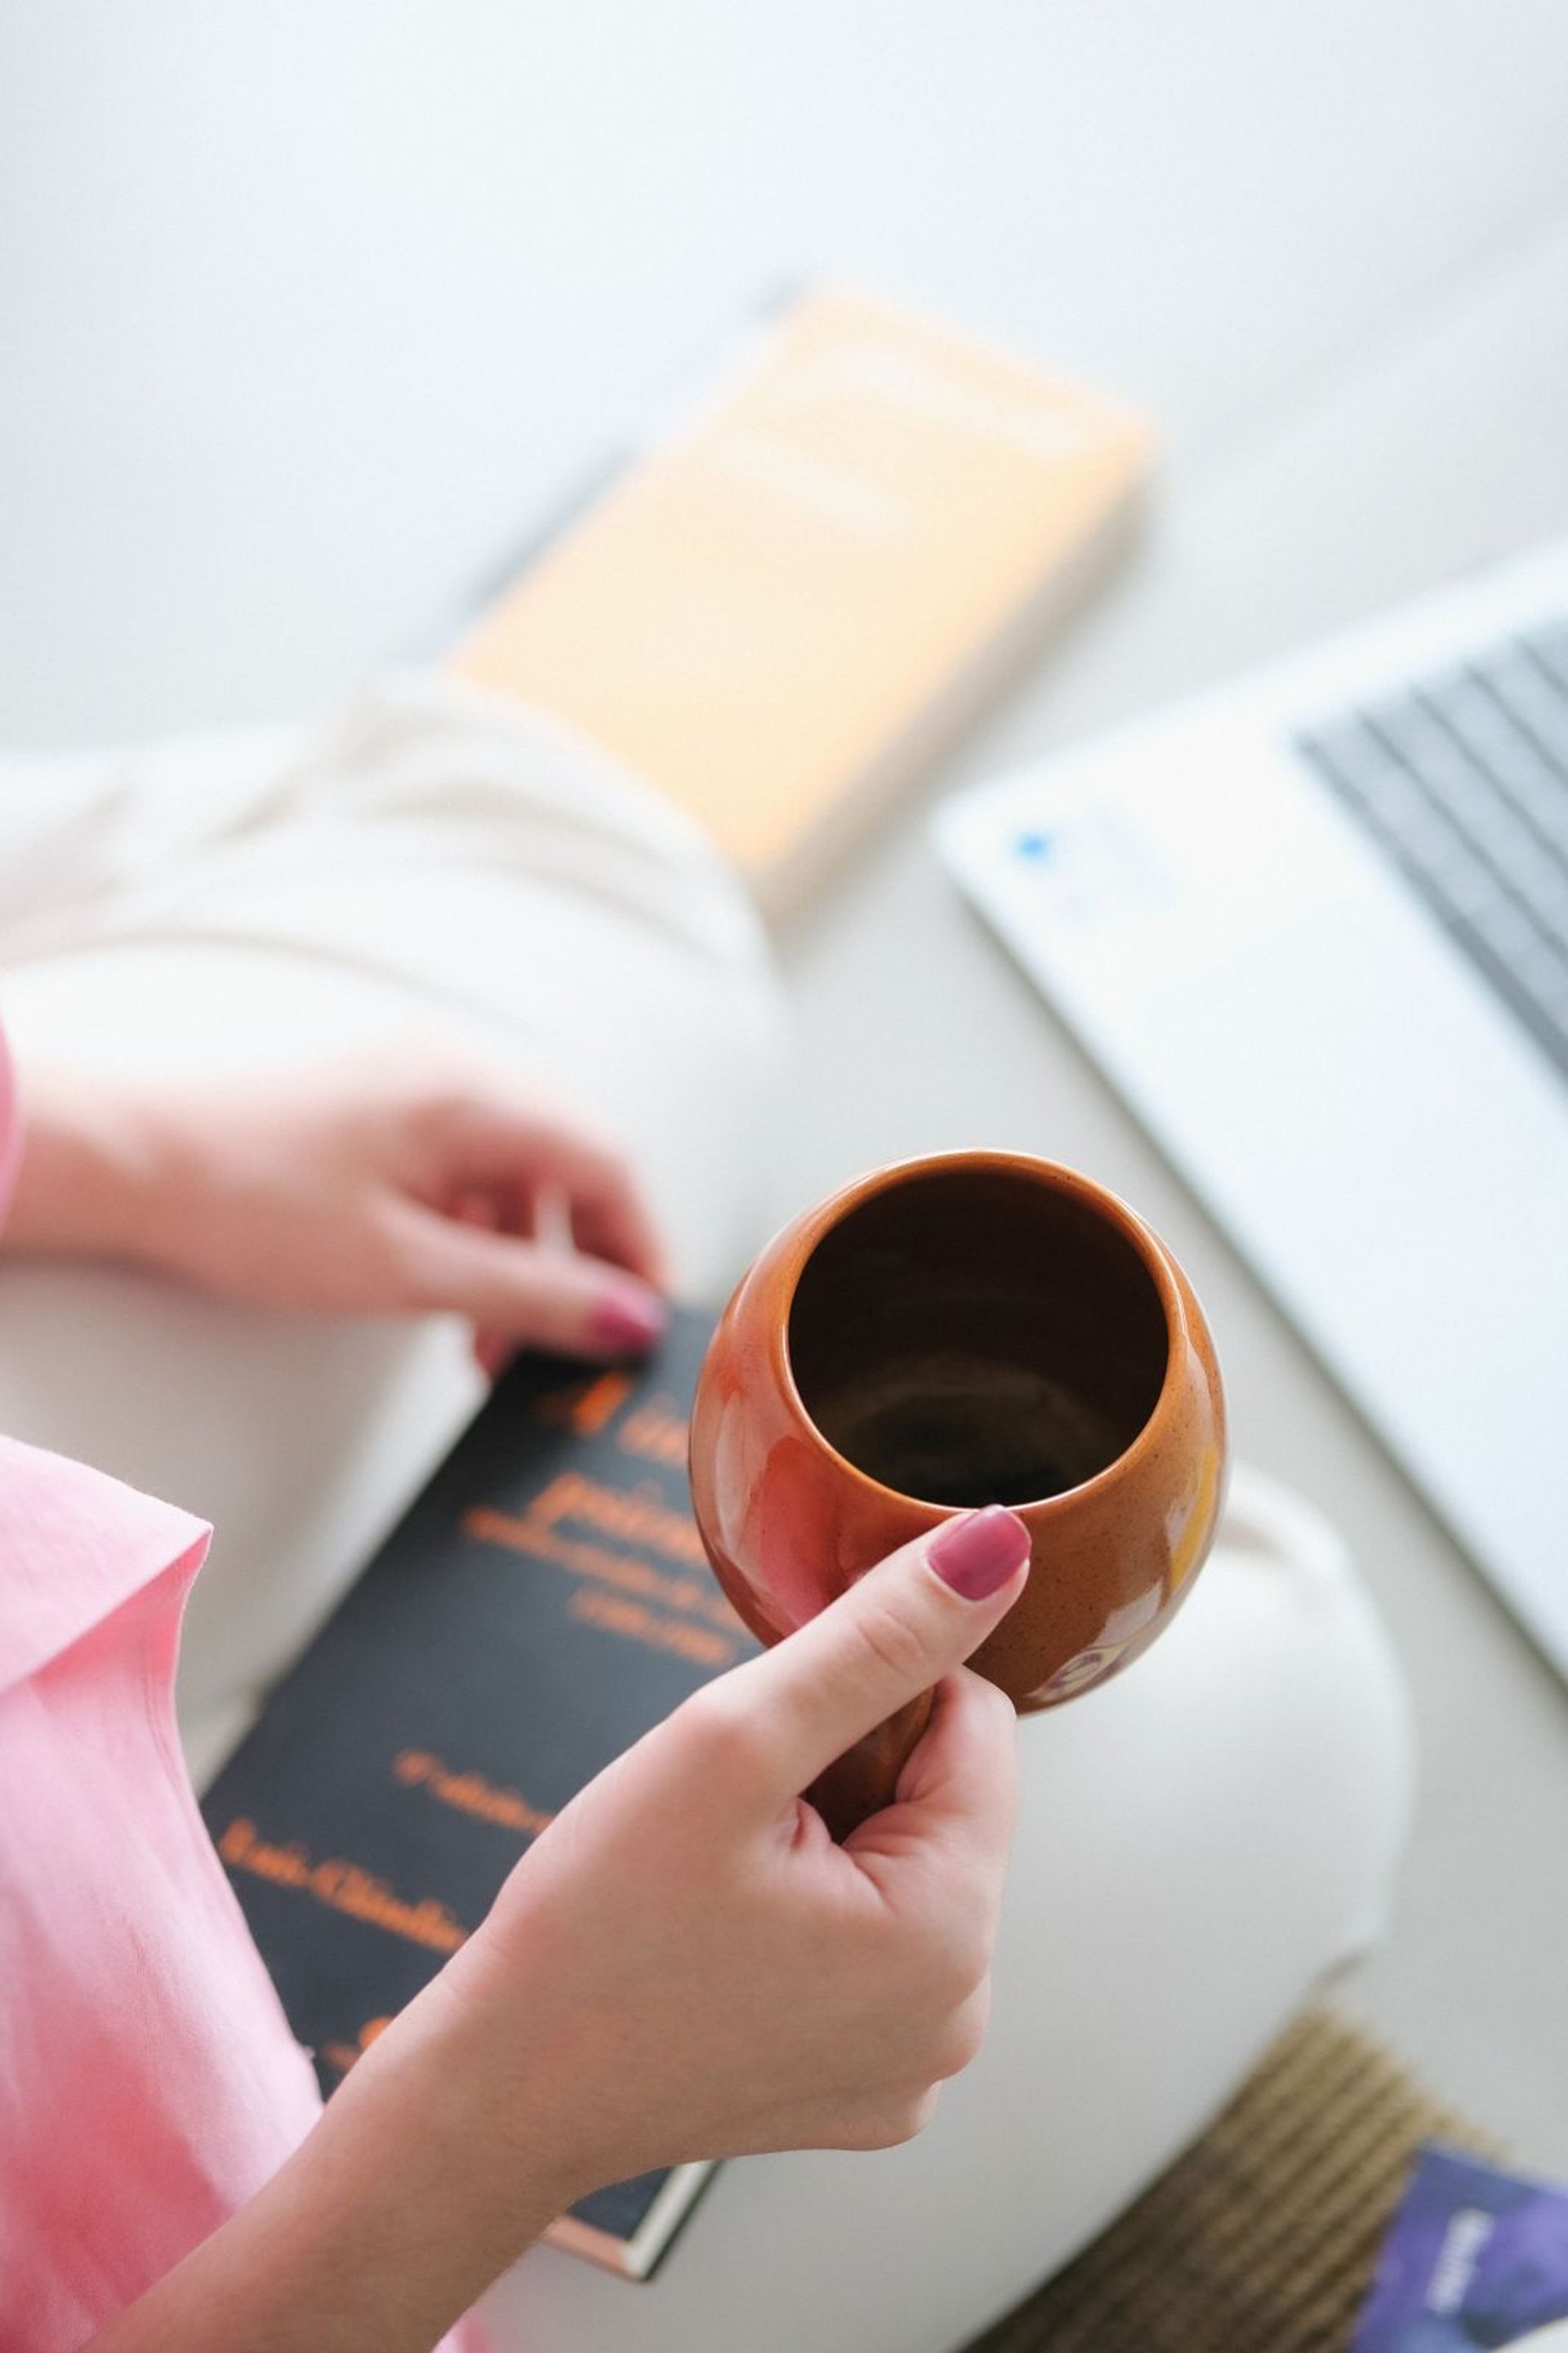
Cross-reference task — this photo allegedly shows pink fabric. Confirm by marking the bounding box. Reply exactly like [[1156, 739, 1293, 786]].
[[0, 1441, 325, 2346], [0, 1050, 488, 2349]]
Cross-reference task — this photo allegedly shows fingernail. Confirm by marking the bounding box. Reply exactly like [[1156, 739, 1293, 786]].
[[929, 1507, 1031, 1600], [590, 1285, 668, 1357]]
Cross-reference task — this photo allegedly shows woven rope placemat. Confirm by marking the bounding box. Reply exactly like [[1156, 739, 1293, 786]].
[[964, 2003, 1499, 2353]]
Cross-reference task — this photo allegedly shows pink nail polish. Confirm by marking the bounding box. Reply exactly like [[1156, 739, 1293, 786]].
[[591, 1289, 668, 1357], [929, 1507, 1031, 1599]]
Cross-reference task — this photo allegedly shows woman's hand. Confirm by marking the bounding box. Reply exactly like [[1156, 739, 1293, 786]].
[[345, 1508, 1029, 2282], [91, 1509, 1027, 2353], [430, 1504, 1028, 2188], [4, 1045, 668, 1366]]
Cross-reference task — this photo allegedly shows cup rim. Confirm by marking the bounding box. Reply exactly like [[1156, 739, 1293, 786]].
[[772, 1148, 1190, 1517]]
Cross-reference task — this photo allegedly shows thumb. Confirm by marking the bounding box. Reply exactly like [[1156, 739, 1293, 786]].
[[385, 1199, 667, 1360], [715, 1509, 1030, 1804]]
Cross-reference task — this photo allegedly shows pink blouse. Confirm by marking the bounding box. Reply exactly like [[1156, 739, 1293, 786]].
[[0, 1026, 486, 2350]]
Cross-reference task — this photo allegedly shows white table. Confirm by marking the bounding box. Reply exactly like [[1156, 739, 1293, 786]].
[[3, 0, 1567, 2161]]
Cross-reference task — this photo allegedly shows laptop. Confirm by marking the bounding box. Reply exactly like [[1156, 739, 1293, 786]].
[[935, 537, 1568, 1677]]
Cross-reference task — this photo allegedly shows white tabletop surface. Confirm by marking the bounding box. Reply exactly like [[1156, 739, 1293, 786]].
[[4, 0, 1567, 2163]]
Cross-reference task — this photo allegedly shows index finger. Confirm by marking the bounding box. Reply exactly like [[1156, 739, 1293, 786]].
[[845, 1667, 1020, 1910], [452, 1090, 668, 1289]]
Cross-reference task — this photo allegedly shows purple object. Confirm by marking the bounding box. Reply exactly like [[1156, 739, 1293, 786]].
[[1352, 2145, 1568, 2351]]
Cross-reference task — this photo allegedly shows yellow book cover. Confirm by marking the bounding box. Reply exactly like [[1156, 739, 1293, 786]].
[[448, 288, 1150, 916]]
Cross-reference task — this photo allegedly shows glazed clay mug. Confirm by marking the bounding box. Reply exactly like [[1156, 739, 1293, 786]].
[[688, 1151, 1228, 1833]]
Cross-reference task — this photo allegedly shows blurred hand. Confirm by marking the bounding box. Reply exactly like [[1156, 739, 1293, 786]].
[[5, 1045, 668, 1367], [392, 1505, 1028, 2202]]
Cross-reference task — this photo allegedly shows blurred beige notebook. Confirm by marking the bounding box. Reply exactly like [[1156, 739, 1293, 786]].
[[448, 288, 1150, 917]]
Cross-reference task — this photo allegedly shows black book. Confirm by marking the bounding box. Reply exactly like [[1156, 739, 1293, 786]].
[[200, 1307, 756, 2279]]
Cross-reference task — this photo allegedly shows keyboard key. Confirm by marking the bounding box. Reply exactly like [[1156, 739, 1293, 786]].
[[1294, 612, 1568, 1081], [1521, 625, 1568, 695]]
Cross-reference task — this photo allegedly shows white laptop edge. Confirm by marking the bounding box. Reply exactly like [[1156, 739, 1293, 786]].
[[935, 537, 1568, 1673]]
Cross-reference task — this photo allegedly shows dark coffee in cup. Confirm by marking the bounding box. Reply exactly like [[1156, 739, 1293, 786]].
[[786, 1164, 1169, 1509]]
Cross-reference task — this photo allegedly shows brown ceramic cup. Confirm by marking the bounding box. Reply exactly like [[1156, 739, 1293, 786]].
[[688, 1151, 1228, 1833]]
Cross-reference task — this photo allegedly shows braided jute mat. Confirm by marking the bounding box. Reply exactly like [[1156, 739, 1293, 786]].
[[964, 2003, 1499, 2353]]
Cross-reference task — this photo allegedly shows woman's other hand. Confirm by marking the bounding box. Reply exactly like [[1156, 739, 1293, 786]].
[[4, 1045, 668, 1366]]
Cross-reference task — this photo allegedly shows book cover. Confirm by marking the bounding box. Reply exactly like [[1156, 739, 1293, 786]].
[[200, 1308, 755, 2279], [447, 286, 1150, 917], [1352, 2144, 1568, 2350]]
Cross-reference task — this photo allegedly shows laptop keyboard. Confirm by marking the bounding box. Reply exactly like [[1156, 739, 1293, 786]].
[[1295, 622, 1568, 1081]]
